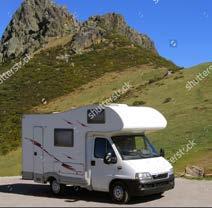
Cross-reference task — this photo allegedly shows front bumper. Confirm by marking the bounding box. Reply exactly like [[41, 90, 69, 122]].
[[126, 174, 175, 196]]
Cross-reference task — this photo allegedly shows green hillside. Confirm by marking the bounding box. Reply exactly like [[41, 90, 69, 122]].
[[31, 62, 212, 176], [0, 62, 211, 176], [0, 34, 178, 155]]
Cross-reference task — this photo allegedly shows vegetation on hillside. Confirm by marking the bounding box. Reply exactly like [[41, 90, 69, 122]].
[[0, 34, 178, 155], [0, 148, 21, 176], [33, 62, 212, 176], [0, 62, 211, 176]]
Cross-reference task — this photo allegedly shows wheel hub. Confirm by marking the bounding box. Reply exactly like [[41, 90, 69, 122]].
[[52, 181, 60, 193], [113, 185, 124, 200]]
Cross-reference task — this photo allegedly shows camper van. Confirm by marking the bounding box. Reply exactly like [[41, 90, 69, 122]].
[[22, 104, 174, 203]]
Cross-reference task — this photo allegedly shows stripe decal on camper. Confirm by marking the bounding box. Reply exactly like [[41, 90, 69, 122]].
[[63, 119, 74, 125], [77, 120, 88, 127], [63, 119, 88, 128], [24, 137, 83, 175], [65, 155, 73, 160]]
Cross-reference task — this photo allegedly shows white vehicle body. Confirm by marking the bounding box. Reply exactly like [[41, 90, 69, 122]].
[[22, 104, 174, 201]]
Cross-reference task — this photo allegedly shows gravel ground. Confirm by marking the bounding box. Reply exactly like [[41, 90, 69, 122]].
[[0, 177, 211, 207]]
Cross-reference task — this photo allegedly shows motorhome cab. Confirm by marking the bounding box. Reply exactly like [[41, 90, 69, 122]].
[[22, 104, 174, 203]]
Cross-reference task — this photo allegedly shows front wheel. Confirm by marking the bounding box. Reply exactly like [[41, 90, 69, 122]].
[[110, 182, 130, 204], [50, 179, 65, 195]]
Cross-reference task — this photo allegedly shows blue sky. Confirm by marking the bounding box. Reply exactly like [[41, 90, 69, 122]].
[[0, 0, 211, 67]]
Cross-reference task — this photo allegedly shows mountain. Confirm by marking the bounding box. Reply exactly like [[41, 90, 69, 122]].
[[0, 0, 211, 178], [70, 13, 157, 54], [0, 0, 157, 63], [0, 0, 179, 155], [0, 0, 79, 62]]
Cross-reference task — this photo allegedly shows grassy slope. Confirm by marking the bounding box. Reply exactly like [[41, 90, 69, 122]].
[[0, 148, 21, 176], [33, 62, 212, 175], [0, 34, 177, 155], [1, 62, 211, 176]]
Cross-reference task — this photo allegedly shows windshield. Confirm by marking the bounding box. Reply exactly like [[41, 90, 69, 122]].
[[112, 135, 159, 160]]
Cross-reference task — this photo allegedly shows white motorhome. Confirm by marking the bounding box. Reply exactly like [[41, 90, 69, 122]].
[[22, 104, 174, 203]]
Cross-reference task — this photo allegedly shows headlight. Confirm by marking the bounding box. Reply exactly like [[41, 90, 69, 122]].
[[168, 168, 174, 175], [135, 172, 152, 180]]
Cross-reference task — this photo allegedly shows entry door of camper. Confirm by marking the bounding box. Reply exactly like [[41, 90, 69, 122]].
[[90, 137, 117, 192], [33, 127, 44, 175]]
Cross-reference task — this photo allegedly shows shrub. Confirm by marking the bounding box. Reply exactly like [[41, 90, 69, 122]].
[[173, 75, 184, 80], [132, 100, 146, 106], [163, 97, 172, 104]]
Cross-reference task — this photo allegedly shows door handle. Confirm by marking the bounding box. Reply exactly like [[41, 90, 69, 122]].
[[91, 160, 95, 166]]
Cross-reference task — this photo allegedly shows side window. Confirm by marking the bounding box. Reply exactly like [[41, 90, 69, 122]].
[[54, 129, 74, 147], [94, 138, 115, 158]]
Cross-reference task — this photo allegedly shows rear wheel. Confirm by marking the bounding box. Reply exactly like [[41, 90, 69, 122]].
[[110, 182, 130, 204], [50, 179, 65, 195]]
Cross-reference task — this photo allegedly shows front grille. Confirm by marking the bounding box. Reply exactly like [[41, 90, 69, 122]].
[[141, 180, 171, 189], [152, 173, 168, 180]]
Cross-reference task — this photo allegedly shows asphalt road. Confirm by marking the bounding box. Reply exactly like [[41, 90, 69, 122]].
[[0, 177, 211, 207]]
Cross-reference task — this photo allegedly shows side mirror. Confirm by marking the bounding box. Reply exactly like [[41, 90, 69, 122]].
[[160, 148, 165, 157], [104, 152, 117, 164]]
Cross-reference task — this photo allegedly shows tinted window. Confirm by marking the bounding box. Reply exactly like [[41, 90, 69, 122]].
[[54, 129, 74, 147], [87, 109, 105, 124], [94, 138, 115, 158]]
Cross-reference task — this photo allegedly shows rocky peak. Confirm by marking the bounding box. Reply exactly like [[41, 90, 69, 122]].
[[0, 0, 79, 62], [71, 13, 157, 54], [84, 13, 127, 32], [98, 13, 157, 53], [0, 1, 157, 63]]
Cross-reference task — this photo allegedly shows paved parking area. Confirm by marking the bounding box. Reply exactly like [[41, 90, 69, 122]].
[[0, 177, 211, 207]]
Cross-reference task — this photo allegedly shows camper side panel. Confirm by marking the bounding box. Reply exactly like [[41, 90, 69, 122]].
[[22, 116, 34, 180], [42, 120, 86, 182]]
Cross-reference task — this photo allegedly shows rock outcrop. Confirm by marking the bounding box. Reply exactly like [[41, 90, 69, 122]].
[[185, 165, 205, 178], [0, 0, 79, 62], [0, 1, 157, 63], [70, 13, 157, 54]]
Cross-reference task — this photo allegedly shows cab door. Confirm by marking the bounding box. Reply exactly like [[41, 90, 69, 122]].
[[90, 137, 117, 192]]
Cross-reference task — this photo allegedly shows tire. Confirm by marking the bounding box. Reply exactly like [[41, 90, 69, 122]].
[[110, 182, 130, 204], [73, 186, 80, 192], [70, 186, 82, 193], [50, 179, 65, 195]]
